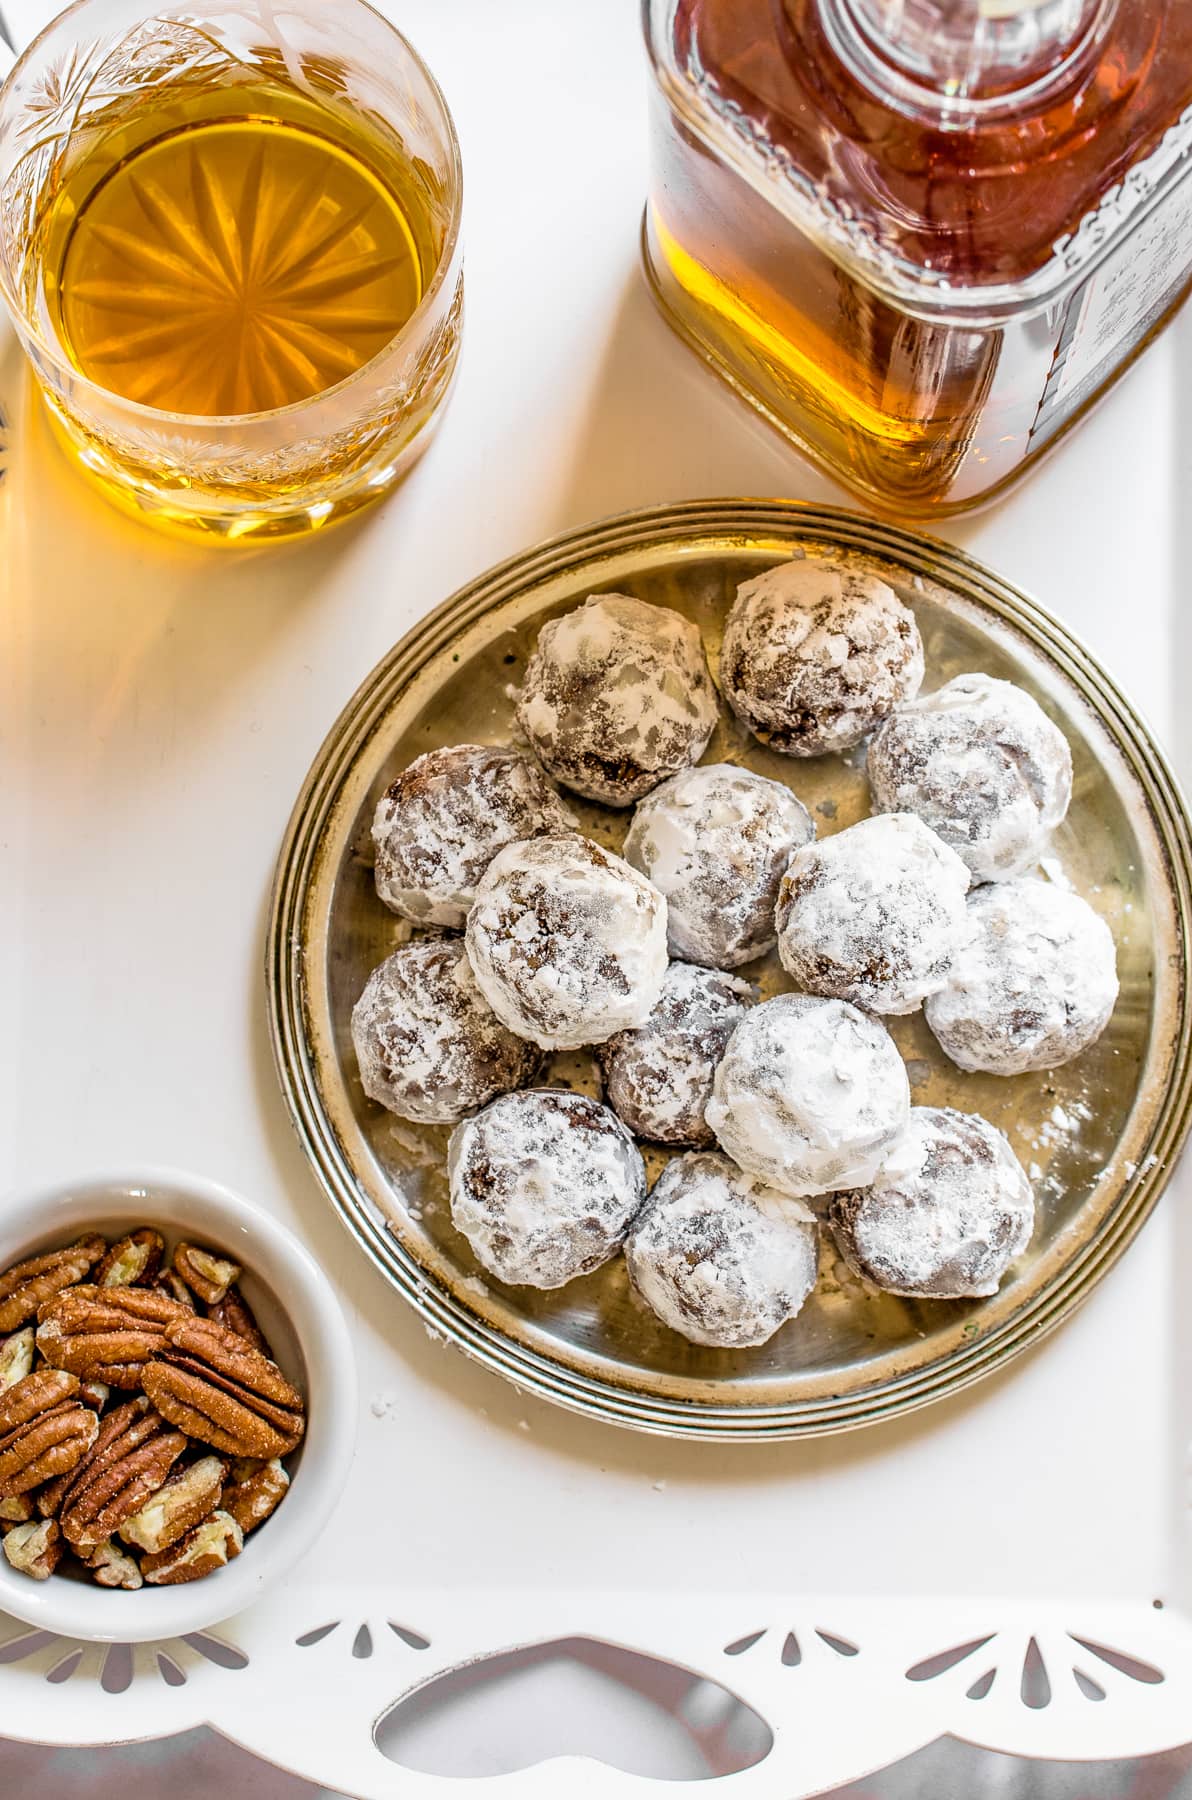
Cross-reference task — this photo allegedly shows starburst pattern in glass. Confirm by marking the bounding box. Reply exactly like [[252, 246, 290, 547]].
[[57, 114, 424, 415]]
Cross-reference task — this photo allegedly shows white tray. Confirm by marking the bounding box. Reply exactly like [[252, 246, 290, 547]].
[[3, 0, 1192, 1793]]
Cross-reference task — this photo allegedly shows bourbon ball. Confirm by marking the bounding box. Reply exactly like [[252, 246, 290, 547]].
[[924, 878, 1118, 1075], [626, 1153, 818, 1348], [705, 994, 910, 1198], [371, 743, 576, 926], [719, 558, 924, 757], [351, 938, 540, 1125], [829, 1106, 1035, 1298], [866, 673, 1073, 882], [624, 763, 815, 968], [448, 1090, 646, 1288], [515, 593, 719, 805], [465, 833, 668, 1050], [599, 962, 755, 1146], [776, 812, 970, 1015]]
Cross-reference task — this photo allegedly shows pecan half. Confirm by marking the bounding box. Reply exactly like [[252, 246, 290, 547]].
[[171, 1245, 241, 1307], [3, 1518, 63, 1580], [0, 1400, 100, 1497], [57, 1397, 187, 1551], [141, 1509, 242, 1585], [88, 1539, 143, 1590], [0, 1329, 35, 1391], [95, 1230, 164, 1290], [37, 1285, 188, 1389], [120, 1454, 226, 1554], [143, 1318, 305, 1459], [0, 1494, 34, 1523], [0, 1237, 106, 1332], [54, 1395, 156, 1510], [223, 1456, 289, 1535], [207, 1286, 270, 1357], [0, 1371, 100, 1498], [0, 1368, 78, 1436]]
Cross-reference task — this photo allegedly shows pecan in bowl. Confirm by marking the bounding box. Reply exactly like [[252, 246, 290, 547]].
[[0, 1172, 354, 1642]]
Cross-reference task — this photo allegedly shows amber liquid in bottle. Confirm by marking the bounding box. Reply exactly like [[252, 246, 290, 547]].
[[647, 0, 1192, 513]]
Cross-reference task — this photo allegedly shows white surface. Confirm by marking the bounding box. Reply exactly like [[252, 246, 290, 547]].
[[2, 0, 1191, 1790]]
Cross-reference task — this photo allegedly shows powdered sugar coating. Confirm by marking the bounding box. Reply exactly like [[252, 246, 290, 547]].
[[925, 879, 1118, 1075], [626, 1153, 818, 1347], [776, 812, 971, 1015], [465, 834, 669, 1050], [448, 1090, 647, 1288], [624, 764, 815, 968], [867, 673, 1073, 882], [351, 939, 540, 1125], [599, 962, 755, 1146], [515, 593, 719, 805], [371, 744, 577, 926], [719, 559, 924, 757], [830, 1106, 1035, 1298], [706, 994, 910, 1197]]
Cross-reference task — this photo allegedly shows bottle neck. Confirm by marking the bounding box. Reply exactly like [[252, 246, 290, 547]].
[[816, 0, 1120, 124]]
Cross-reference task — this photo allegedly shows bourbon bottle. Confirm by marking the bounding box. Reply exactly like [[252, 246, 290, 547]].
[[643, 0, 1192, 515]]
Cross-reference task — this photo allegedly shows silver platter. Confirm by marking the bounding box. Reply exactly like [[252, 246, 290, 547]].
[[266, 501, 1192, 1439]]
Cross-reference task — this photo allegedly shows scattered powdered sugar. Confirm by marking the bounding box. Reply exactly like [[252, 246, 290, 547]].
[[925, 879, 1119, 1075], [465, 833, 669, 1050], [829, 1106, 1035, 1299], [516, 593, 719, 805], [371, 743, 577, 926], [719, 558, 924, 757], [776, 812, 970, 1015], [447, 1089, 647, 1288], [625, 1151, 818, 1348], [1017, 1093, 1098, 1202], [624, 763, 815, 968], [706, 994, 910, 1198], [867, 673, 1073, 883], [351, 938, 540, 1124], [1039, 1099, 1091, 1143], [599, 962, 755, 1146]]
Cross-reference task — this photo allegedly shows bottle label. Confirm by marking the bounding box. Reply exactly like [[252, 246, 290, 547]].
[[1044, 170, 1192, 421]]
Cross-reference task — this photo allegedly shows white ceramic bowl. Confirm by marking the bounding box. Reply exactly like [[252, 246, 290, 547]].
[[0, 1169, 355, 1642]]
